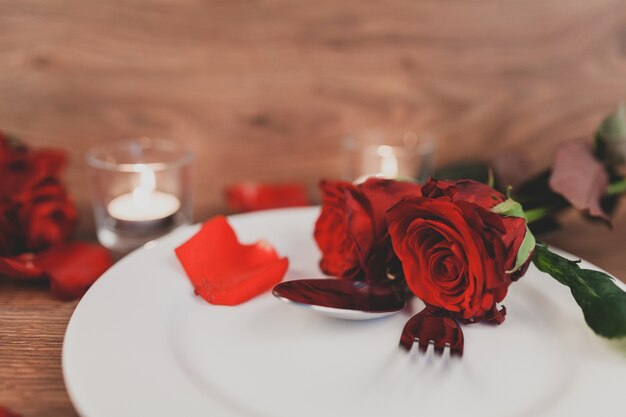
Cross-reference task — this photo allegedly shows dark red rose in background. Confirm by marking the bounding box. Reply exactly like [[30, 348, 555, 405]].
[[0, 133, 111, 300], [0, 405, 21, 417], [0, 133, 77, 256], [15, 179, 78, 253], [0, 202, 18, 256], [387, 179, 529, 322], [314, 178, 421, 282]]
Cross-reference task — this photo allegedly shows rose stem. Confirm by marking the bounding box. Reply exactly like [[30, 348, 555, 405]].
[[523, 206, 557, 224], [606, 178, 626, 196]]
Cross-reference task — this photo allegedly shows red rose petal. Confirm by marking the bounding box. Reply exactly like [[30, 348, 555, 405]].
[[35, 242, 113, 300], [225, 182, 310, 213], [422, 178, 505, 209], [0, 253, 46, 279], [314, 178, 421, 282], [0, 405, 22, 417], [175, 216, 289, 305]]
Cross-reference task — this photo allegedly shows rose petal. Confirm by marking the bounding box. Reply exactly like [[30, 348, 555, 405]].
[[175, 216, 289, 305], [314, 180, 362, 279], [358, 178, 422, 241], [0, 405, 22, 417], [225, 182, 310, 213], [0, 133, 77, 256], [314, 178, 421, 282], [18, 181, 78, 252], [0, 253, 46, 279], [35, 242, 113, 300], [422, 178, 505, 209]]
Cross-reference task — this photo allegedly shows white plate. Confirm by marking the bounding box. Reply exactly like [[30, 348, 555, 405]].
[[63, 207, 626, 417]]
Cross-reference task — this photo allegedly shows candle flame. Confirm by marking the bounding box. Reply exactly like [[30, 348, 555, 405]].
[[132, 165, 157, 207], [377, 145, 399, 178]]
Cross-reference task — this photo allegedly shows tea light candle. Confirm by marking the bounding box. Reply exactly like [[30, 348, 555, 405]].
[[376, 145, 399, 178], [87, 138, 193, 254], [354, 145, 400, 184], [107, 166, 180, 222]]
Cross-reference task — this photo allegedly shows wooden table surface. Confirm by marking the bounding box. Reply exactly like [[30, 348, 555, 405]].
[[1, 205, 625, 417]]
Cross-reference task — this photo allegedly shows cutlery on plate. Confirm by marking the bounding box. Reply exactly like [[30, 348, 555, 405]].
[[272, 278, 406, 320], [399, 306, 464, 357]]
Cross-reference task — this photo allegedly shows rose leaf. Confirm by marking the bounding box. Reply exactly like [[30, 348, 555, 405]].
[[533, 244, 626, 339], [491, 198, 536, 273], [508, 228, 535, 274], [491, 198, 524, 218], [595, 103, 626, 165], [548, 139, 610, 222]]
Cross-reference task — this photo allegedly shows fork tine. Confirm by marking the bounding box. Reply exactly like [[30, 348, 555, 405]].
[[417, 337, 430, 353], [399, 306, 465, 357], [433, 340, 446, 355], [450, 345, 463, 357], [399, 333, 415, 351]]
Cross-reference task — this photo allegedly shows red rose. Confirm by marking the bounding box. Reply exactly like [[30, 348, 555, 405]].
[[0, 133, 111, 300], [0, 405, 21, 417], [16, 179, 78, 253], [314, 178, 421, 282], [386, 179, 529, 322], [0, 202, 18, 256], [0, 134, 76, 255]]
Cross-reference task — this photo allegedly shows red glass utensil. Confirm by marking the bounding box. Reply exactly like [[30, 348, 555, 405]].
[[273, 278, 405, 319], [399, 306, 464, 356]]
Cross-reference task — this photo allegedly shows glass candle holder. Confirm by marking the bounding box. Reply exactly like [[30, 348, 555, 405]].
[[86, 138, 194, 254], [343, 130, 436, 183]]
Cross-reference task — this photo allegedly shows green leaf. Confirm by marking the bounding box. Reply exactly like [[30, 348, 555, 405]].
[[487, 167, 495, 188], [595, 103, 626, 165], [533, 244, 626, 339], [509, 229, 535, 274], [394, 176, 419, 183], [491, 198, 536, 273], [492, 198, 525, 218], [597, 103, 626, 142]]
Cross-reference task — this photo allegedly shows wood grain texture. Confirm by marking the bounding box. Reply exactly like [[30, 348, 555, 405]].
[[1, 0, 626, 415], [0, 280, 79, 417]]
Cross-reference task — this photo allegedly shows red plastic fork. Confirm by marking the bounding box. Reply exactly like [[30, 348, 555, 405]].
[[399, 306, 464, 357]]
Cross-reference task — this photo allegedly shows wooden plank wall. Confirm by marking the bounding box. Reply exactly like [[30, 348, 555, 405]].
[[1, 0, 625, 228]]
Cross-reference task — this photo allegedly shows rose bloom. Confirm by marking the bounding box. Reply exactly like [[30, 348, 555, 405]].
[[0, 133, 77, 256], [314, 178, 421, 282], [0, 202, 17, 256], [386, 179, 529, 323], [16, 179, 78, 253]]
